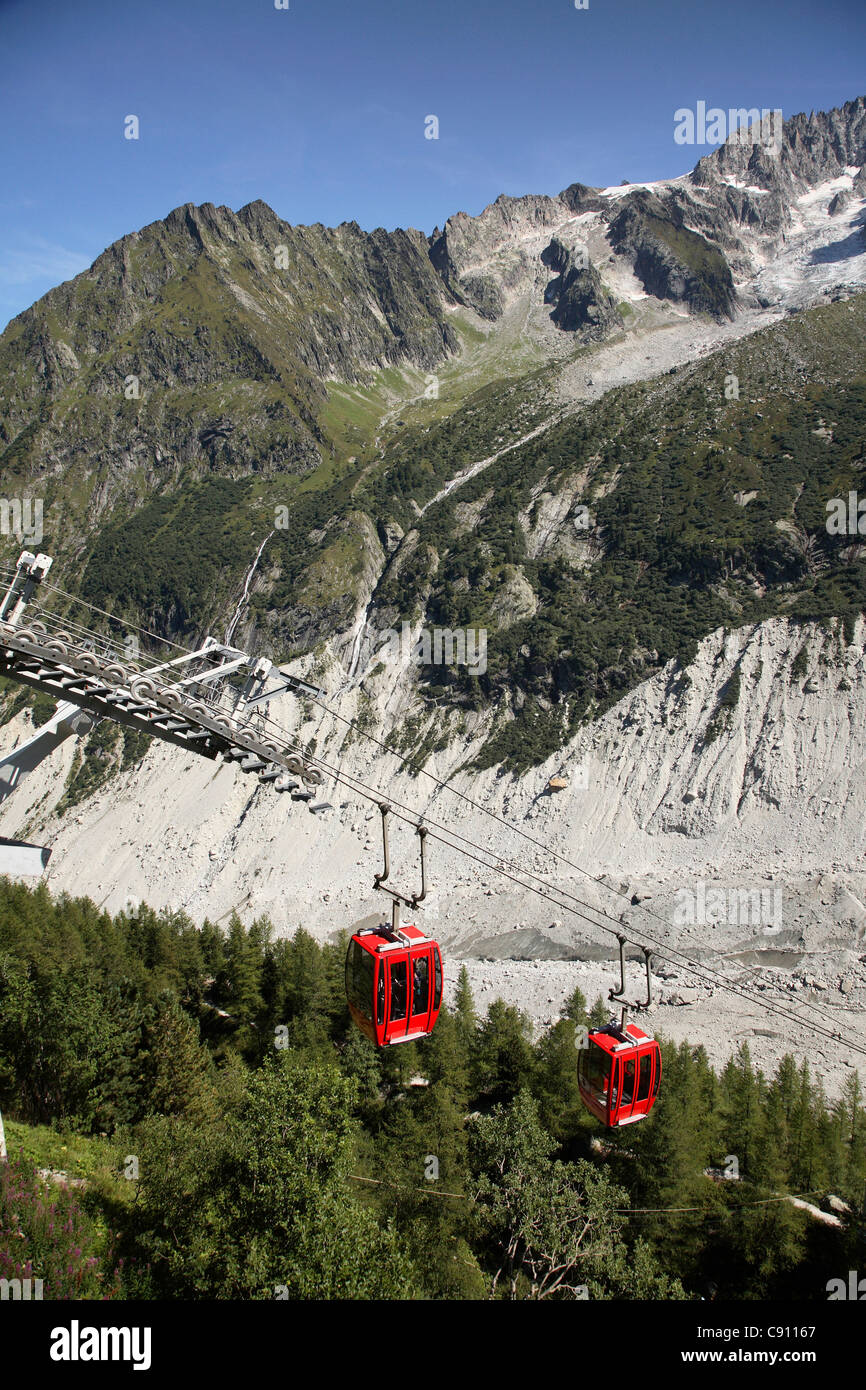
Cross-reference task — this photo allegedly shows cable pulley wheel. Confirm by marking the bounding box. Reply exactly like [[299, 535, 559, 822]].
[[130, 677, 157, 699], [101, 664, 129, 685]]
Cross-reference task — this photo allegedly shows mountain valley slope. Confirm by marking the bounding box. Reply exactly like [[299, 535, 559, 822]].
[[1, 98, 866, 1092]]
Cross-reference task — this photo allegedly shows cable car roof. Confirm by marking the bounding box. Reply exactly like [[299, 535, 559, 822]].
[[588, 1020, 656, 1054], [353, 923, 433, 953]]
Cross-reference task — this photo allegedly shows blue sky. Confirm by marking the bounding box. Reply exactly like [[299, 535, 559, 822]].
[[1, 0, 864, 329]]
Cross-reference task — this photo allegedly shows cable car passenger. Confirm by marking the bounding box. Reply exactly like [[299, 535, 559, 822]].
[[390, 959, 407, 1020], [413, 955, 429, 1014], [377, 968, 386, 1028]]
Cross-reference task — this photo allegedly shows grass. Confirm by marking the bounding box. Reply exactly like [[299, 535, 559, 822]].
[[3, 1118, 131, 1200]]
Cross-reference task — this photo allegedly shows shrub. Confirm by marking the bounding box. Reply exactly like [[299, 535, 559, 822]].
[[0, 1157, 123, 1300]]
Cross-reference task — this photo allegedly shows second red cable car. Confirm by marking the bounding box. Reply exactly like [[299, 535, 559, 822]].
[[578, 1019, 661, 1128], [345, 923, 443, 1047]]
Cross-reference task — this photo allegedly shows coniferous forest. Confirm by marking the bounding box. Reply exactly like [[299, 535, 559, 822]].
[[1, 878, 863, 1301]]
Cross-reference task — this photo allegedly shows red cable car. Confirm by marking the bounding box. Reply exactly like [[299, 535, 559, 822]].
[[578, 1019, 662, 1128], [346, 923, 443, 1047]]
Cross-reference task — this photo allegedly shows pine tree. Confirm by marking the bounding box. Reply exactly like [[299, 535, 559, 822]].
[[789, 1060, 822, 1191], [718, 1042, 761, 1180], [588, 995, 609, 1028], [419, 1005, 469, 1110], [836, 1071, 866, 1207], [285, 928, 330, 1028], [142, 996, 218, 1125], [563, 985, 588, 1026], [472, 1000, 534, 1106], [217, 914, 265, 1057], [454, 966, 477, 1041], [532, 1018, 584, 1141]]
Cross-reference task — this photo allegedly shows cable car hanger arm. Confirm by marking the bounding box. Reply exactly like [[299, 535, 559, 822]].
[[609, 934, 653, 1011], [373, 802, 428, 910]]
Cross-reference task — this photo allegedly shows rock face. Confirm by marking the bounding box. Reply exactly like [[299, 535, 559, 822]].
[[427, 97, 866, 325], [429, 194, 564, 319], [3, 613, 864, 937], [692, 97, 866, 199], [608, 192, 736, 318], [0, 199, 461, 570], [542, 237, 624, 333]]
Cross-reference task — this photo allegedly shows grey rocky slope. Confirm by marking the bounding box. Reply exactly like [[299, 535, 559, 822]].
[[430, 96, 866, 322], [1, 611, 864, 1098]]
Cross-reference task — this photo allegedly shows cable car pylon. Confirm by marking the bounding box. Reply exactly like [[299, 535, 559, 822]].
[[345, 804, 442, 1047], [0, 549, 330, 876]]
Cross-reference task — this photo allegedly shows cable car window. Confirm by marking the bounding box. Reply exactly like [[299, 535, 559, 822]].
[[376, 963, 386, 1026], [346, 943, 375, 1021], [636, 1051, 652, 1102], [650, 1050, 661, 1098], [390, 960, 408, 1021], [433, 949, 442, 1010], [622, 1058, 636, 1104], [412, 955, 429, 1015], [579, 1044, 612, 1105]]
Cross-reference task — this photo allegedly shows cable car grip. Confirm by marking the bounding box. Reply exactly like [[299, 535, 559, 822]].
[[372, 804, 429, 913], [608, 935, 654, 1014], [373, 802, 391, 888], [608, 934, 628, 1006]]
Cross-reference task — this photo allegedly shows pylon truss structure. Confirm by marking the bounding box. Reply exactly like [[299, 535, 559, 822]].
[[0, 552, 328, 873]]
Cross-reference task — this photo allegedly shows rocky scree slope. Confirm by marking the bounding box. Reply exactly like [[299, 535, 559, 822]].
[[1, 610, 864, 1095]]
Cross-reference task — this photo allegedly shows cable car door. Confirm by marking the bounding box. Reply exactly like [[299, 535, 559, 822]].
[[634, 1047, 653, 1118], [618, 1053, 637, 1125], [387, 955, 409, 1041], [608, 1059, 621, 1126], [409, 948, 431, 1035]]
